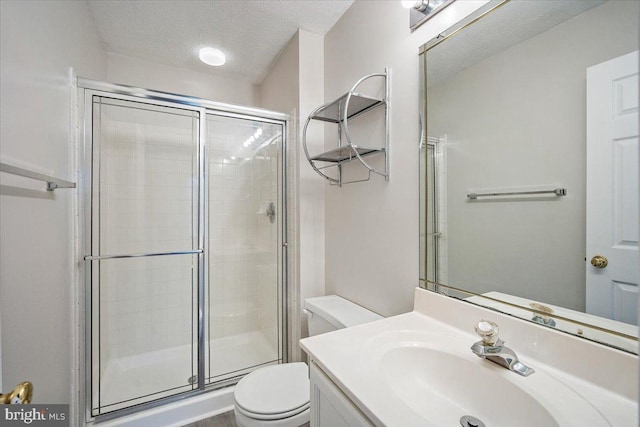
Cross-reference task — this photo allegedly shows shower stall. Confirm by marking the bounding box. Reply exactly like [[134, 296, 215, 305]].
[[79, 80, 288, 420], [420, 134, 446, 290]]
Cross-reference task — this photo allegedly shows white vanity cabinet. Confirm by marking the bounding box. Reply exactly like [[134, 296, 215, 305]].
[[309, 361, 373, 427]]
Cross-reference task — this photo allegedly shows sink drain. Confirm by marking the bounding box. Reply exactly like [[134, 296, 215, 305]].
[[460, 415, 486, 427]]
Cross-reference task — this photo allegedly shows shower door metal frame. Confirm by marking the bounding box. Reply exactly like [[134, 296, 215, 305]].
[[78, 78, 289, 423], [425, 140, 439, 286], [201, 108, 289, 389]]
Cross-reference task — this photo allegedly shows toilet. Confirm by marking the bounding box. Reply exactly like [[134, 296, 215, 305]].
[[233, 295, 383, 427]]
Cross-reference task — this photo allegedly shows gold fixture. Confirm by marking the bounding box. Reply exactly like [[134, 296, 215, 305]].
[[0, 382, 33, 404], [530, 302, 556, 326], [529, 302, 553, 314], [590, 255, 608, 269]]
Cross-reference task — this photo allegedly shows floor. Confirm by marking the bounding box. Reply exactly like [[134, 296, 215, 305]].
[[182, 411, 238, 427], [183, 411, 311, 427]]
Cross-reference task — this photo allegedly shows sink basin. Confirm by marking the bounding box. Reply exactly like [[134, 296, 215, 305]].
[[382, 346, 558, 426], [363, 331, 609, 427], [301, 293, 637, 427]]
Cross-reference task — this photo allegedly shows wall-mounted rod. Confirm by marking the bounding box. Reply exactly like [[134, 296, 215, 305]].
[[467, 188, 566, 200], [0, 162, 76, 191]]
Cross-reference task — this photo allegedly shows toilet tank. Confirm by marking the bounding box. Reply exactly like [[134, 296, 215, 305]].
[[304, 295, 383, 336]]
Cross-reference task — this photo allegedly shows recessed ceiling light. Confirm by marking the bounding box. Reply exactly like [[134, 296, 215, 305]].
[[199, 47, 226, 66]]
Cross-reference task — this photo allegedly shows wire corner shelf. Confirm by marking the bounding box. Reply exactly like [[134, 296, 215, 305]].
[[302, 68, 390, 186]]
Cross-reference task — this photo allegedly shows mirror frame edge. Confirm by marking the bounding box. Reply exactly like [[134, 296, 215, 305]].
[[417, 0, 638, 354]]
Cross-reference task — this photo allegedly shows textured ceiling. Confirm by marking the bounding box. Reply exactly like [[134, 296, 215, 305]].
[[426, 0, 607, 87], [87, 0, 354, 85]]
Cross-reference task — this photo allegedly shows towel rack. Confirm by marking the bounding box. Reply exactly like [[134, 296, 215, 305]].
[[0, 162, 76, 191], [467, 188, 566, 200]]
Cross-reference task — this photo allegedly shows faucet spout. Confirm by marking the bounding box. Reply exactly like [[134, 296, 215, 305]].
[[471, 321, 535, 377]]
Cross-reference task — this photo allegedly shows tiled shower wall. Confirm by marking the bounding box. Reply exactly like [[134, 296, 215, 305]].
[[97, 107, 281, 368], [99, 110, 198, 361], [207, 120, 280, 357], [256, 143, 280, 353]]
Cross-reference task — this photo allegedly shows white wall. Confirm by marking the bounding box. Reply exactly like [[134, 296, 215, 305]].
[[0, 0, 487, 409], [323, 0, 487, 317], [259, 29, 325, 360], [428, 0, 639, 311], [0, 0, 106, 404], [107, 53, 260, 107], [0, 304, 2, 389], [260, 34, 300, 114], [296, 30, 325, 343]]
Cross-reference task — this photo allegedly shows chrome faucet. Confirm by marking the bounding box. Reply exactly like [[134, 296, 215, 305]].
[[530, 302, 556, 327], [470, 320, 535, 377]]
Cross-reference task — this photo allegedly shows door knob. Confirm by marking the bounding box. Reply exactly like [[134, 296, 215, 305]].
[[590, 255, 608, 268]]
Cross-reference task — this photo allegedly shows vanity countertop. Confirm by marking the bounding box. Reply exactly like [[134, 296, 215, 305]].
[[300, 288, 638, 427]]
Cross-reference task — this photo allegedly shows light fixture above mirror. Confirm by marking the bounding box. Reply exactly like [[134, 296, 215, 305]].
[[402, 0, 456, 31]]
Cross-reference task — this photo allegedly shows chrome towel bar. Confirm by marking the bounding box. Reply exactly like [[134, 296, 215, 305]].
[[84, 249, 203, 261], [467, 188, 566, 200], [0, 162, 76, 191]]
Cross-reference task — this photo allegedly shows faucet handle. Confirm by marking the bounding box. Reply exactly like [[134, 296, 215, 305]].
[[474, 320, 500, 346]]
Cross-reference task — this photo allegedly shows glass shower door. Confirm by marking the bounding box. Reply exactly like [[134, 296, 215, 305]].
[[420, 139, 439, 286], [206, 114, 283, 384], [88, 96, 201, 415], [425, 143, 438, 283]]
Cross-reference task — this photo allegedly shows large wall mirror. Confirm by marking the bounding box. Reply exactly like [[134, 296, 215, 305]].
[[419, 0, 639, 353]]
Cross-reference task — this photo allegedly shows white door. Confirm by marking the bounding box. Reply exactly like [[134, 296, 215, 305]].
[[586, 51, 639, 325]]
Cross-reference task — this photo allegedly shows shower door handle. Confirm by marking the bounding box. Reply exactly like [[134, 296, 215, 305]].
[[84, 249, 203, 261]]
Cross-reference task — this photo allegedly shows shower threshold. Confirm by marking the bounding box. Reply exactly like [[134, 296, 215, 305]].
[[93, 330, 278, 415]]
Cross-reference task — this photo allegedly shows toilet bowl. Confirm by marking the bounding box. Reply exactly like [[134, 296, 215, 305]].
[[234, 363, 310, 427], [233, 295, 382, 427]]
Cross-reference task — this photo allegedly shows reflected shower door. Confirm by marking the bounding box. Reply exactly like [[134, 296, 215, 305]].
[[89, 97, 201, 415], [421, 141, 438, 285], [206, 114, 284, 384]]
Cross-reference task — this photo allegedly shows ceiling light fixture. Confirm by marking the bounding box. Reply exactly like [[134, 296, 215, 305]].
[[199, 47, 226, 66], [402, 0, 455, 31]]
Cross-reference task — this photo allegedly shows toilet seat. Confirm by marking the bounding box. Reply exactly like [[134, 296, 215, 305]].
[[235, 401, 309, 421], [234, 406, 310, 427], [234, 362, 310, 421]]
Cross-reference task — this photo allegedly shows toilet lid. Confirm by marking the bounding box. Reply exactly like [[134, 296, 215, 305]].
[[234, 362, 310, 419]]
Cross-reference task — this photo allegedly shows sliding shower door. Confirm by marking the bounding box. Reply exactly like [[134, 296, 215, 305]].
[[88, 96, 202, 415], [205, 114, 283, 384], [420, 139, 439, 287], [83, 83, 287, 419], [425, 143, 438, 283]]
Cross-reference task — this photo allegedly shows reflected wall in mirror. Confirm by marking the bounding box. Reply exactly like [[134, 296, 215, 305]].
[[419, 0, 639, 353]]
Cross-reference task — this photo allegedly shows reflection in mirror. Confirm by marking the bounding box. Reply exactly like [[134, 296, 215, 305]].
[[419, 0, 639, 353]]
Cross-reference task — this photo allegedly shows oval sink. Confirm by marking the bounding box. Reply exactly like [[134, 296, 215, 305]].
[[376, 343, 609, 427]]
